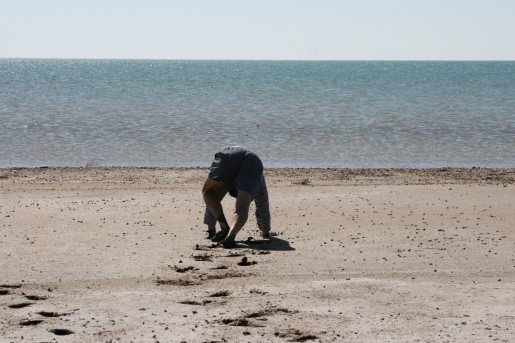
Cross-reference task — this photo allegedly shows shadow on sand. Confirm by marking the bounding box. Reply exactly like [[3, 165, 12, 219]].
[[238, 236, 295, 251]]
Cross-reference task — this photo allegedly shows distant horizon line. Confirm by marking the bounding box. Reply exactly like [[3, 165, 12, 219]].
[[1, 57, 514, 62]]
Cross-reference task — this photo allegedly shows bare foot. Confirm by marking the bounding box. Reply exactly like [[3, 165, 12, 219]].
[[221, 236, 236, 249], [211, 229, 229, 242], [261, 231, 271, 239]]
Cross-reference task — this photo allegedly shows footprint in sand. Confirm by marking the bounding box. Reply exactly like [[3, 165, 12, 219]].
[[49, 328, 74, 336], [8, 302, 33, 309], [274, 329, 318, 341], [178, 300, 205, 306], [24, 294, 48, 301], [209, 290, 230, 298], [19, 319, 44, 326], [221, 318, 265, 327], [192, 253, 213, 262], [173, 265, 196, 273], [37, 311, 67, 318]]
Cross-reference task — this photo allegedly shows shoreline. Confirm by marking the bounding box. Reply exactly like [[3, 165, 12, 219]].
[[2, 166, 514, 186]]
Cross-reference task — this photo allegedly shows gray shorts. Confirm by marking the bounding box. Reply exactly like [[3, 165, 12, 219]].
[[208, 147, 263, 199]]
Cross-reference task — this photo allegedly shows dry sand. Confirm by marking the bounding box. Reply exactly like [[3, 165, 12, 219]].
[[1, 167, 514, 343]]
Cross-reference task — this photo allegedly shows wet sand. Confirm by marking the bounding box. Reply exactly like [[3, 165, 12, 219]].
[[1, 167, 514, 342]]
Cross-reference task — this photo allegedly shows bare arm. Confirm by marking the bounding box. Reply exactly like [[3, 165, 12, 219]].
[[226, 190, 252, 239]]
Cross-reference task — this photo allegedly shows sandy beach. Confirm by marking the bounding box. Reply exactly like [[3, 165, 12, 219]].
[[1, 167, 514, 343]]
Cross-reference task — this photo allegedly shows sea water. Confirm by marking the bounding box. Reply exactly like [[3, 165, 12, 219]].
[[0, 59, 514, 168]]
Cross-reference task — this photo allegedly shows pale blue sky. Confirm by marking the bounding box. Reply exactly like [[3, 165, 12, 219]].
[[1, 0, 514, 60]]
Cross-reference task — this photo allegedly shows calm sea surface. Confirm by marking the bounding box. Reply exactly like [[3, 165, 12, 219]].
[[1, 59, 514, 168]]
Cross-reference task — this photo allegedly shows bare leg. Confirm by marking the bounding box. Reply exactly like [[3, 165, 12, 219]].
[[206, 224, 216, 239], [254, 176, 271, 238], [203, 185, 228, 239], [202, 178, 231, 241]]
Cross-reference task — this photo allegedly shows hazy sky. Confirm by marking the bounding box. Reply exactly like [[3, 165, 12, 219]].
[[1, 0, 514, 60]]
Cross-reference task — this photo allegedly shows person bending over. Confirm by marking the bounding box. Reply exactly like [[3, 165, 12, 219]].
[[202, 146, 271, 248]]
